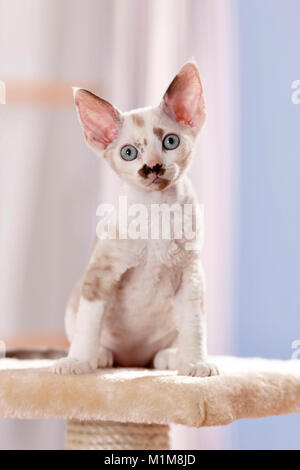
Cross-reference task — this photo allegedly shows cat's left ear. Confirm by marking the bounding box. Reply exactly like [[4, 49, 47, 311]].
[[74, 88, 122, 151], [162, 61, 206, 129]]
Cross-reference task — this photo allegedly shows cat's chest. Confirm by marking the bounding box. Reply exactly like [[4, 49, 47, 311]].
[[142, 238, 186, 267], [111, 239, 183, 313], [101, 239, 183, 354]]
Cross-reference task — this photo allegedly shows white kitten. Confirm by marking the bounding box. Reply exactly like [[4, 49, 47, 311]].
[[52, 62, 219, 377]]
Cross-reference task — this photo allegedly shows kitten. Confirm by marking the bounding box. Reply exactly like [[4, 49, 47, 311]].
[[52, 61, 219, 377]]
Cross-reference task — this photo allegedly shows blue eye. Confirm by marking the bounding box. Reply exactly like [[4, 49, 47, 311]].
[[120, 145, 138, 161], [163, 134, 180, 150]]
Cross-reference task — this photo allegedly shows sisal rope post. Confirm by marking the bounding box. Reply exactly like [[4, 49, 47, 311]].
[[65, 420, 170, 450]]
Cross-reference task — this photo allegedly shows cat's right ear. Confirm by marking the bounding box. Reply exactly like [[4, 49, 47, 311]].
[[161, 61, 206, 129], [74, 88, 122, 151]]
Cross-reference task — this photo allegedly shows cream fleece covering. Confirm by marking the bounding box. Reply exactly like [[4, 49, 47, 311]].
[[0, 355, 300, 427]]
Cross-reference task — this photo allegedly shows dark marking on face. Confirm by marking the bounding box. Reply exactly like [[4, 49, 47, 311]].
[[131, 114, 145, 127], [153, 127, 164, 140], [138, 164, 152, 179], [133, 140, 142, 149], [144, 138, 147, 146], [152, 164, 165, 175], [152, 178, 170, 191], [138, 163, 166, 179], [133, 140, 145, 154]]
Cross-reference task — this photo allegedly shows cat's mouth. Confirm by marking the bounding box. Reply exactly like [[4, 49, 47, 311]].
[[147, 175, 170, 190], [137, 164, 172, 191], [148, 175, 162, 185]]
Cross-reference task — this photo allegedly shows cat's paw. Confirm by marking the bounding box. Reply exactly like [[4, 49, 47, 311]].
[[177, 361, 219, 377], [153, 348, 177, 370], [97, 346, 114, 368], [51, 357, 98, 375]]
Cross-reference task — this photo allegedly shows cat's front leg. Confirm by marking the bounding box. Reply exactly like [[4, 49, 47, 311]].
[[52, 239, 138, 375], [52, 297, 103, 375], [174, 258, 219, 377]]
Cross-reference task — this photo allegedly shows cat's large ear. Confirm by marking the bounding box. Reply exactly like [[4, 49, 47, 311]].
[[162, 61, 206, 129], [74, 89, 122, 151]]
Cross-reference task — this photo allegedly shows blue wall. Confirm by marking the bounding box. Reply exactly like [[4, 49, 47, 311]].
[[233, 0, 300, 449]]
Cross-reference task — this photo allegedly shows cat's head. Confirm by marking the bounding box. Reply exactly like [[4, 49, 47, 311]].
[[74, 61, 206, 191]]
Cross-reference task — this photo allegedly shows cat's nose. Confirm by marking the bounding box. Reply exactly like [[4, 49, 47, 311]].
[[151, 163, 163, 175], [146, 156, 163, 169]]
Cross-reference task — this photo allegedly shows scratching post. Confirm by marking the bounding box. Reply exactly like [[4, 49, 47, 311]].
[[0, 354, 300, 450], [65, 420, 170, 450]]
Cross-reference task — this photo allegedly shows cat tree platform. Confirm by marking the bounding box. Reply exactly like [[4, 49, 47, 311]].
[[0, 355, 300, 449]]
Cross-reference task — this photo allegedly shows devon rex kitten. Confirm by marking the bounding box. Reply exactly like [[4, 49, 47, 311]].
[[52, 61, 219, 377]]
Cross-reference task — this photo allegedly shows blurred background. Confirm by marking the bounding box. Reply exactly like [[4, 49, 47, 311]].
[[0, 0, 299, 450]]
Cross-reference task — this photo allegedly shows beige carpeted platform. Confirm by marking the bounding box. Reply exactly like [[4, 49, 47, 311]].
[[0, 355, 300, 427]]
